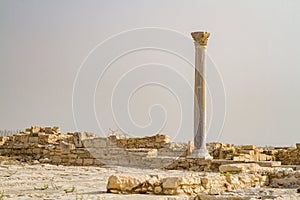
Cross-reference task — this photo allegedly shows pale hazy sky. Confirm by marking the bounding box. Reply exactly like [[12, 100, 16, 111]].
[[1, 0, 300, 146]]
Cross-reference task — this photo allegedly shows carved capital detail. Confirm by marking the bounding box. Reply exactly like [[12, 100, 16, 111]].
[[191, 31, 210, 46]]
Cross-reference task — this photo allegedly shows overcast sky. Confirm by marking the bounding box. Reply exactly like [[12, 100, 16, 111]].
[[1, 0, 300, 146]]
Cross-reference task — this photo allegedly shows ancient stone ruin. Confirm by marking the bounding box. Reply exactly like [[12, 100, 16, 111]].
[[1, 126, 300, 199]]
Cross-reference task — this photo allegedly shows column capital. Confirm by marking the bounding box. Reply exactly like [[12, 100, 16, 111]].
[[191, 31, 210, 46]]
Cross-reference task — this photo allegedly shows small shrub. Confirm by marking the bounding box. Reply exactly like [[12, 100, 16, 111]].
[[64, 186, 75, 193]]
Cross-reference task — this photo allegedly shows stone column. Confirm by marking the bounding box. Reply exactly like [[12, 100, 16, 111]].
[[189, 31, 212, 159]]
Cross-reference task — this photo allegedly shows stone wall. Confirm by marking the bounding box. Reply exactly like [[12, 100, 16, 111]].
[[207, 143, 275, 162], [0, 126, 102, 166], [0, 126, 174, 168], [1, 126, 300, 169], [275, 144, 300, 165], [108, 134, 170, 149]]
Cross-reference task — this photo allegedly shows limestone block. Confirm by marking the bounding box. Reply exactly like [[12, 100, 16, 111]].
[[83, 158, 94, 165], [32, 148, 41, 154], [153, 186, 162, 194], [93, 138, 108, 148], [259, 154, 267, 161], [219, 163, 261, 173], [161, 177, 182, 189], [107, 175, 150, 192], [241, 145, 256, 150], [81, 139, 94, 148], [31, 126, 41, 133], [257, 161, 281, 167], [200, 176, 227, 194], [60, 141, 75, 154], [76, 149, 92, 159], [52, 127, 61, 134], [296, 143, 300, 149], [28, 136, 39, 143], [51, 156, 61, 164], [14, 134, 29, 143], [76, 158, 83, 165], [38, 135, 50, 144], [94, 159, 103, 166], [71, 132, 97, 147]]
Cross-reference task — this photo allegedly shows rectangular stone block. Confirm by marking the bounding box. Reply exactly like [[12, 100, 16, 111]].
[[51, 156, 61, 164], [93, 138, 107, 148], [81, 139, 93, 148], [241, 145, 256, 150], [38, 135, 49, 144], [28, 136, 39, 143], [60, 141, 75, 154], [259, 154, 267, 161], [83, 158, 94, 165], [14, 134, 29, 143], [296, 143, 300, 149], [32, 148, 41, 154], [76, 158, 83, 165]]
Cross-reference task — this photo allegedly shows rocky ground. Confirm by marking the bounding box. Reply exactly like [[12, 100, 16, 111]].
[[0, 160, 299, 200]]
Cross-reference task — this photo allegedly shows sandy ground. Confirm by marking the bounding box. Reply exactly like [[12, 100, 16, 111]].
[[0, 161, 299, 200]]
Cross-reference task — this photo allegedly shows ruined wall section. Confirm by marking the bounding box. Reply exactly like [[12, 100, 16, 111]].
[[108, 134, 170, 149], [275, 144, 300, 165], [0, 126, 103, 166], [1, 126, 300, 168]]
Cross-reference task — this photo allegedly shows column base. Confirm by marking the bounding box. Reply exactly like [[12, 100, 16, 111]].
[[187, 148, 213, 159]]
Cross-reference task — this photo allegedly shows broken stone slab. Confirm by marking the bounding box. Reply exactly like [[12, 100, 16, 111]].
[[107, 174, 150, 193], [219, 163, 261, 173], [256, 161, 281, 167]]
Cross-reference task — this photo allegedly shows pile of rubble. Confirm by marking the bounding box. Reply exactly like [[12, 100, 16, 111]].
[[107, 163, 300, 196]]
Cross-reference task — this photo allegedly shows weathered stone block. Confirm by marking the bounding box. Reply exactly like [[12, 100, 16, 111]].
[[107, 175, 149, 192], [31, 126, 41, 133], [259, 154, 267, 161], [60, 141, 75, 154], [32, 148, 41, 154], [83, 158, 94, 165], [76, 158, 83, 165], [28, 136, 39, 143], [14, 134, 29, 143], [219, 163, 260, 173], [241, 145, 256, 150], [51, 156, 61, 163]]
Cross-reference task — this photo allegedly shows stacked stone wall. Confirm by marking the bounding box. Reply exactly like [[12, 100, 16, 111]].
[[108, 134, 170, 149], [0, 126, 102, 166], [275, 144, 300, 165], [1, 126, 300, 169]]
